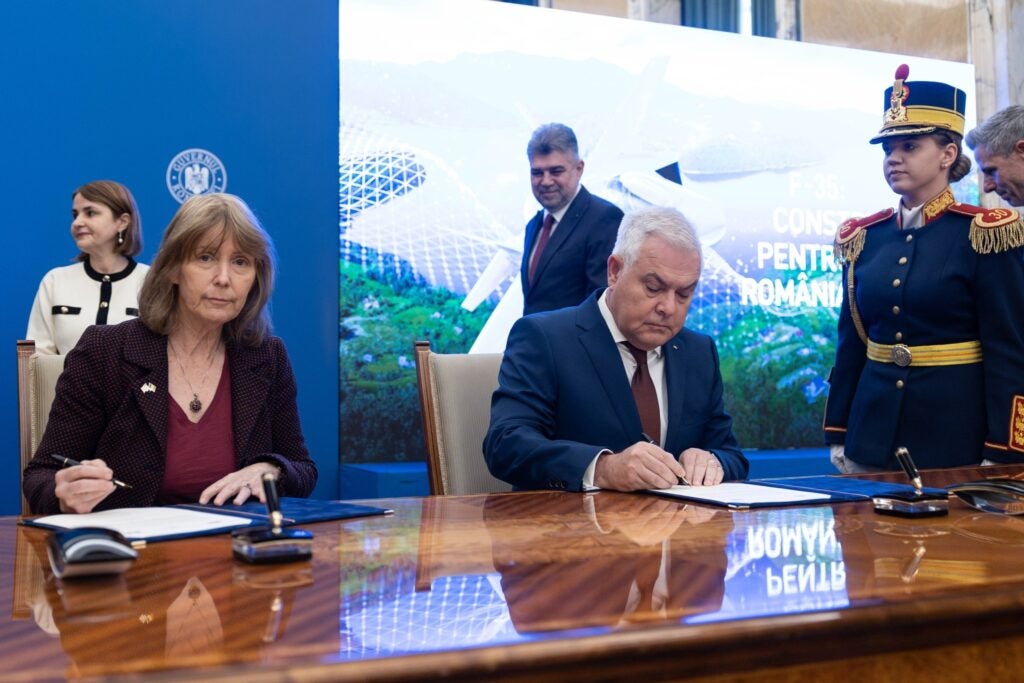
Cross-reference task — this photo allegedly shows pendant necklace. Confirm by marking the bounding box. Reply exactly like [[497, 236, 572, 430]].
[[170, 338, 221, 413]]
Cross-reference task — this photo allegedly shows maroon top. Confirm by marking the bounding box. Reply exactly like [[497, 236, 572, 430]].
[[158, 359, 235, 504]]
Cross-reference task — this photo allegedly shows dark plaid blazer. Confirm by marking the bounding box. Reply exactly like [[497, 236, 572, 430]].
[[23, 318, 317, 514]]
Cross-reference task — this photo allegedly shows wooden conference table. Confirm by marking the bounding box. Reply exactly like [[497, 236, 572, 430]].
[[4, 466, 1024, 682]]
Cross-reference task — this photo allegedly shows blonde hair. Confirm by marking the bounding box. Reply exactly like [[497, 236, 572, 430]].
[[139, 194, 276, 346]]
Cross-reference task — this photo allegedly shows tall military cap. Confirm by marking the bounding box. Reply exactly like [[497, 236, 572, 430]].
[[870, 64, 966, 144]]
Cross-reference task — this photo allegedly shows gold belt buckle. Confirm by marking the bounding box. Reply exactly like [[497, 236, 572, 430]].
[[891, 344, 912, 367]]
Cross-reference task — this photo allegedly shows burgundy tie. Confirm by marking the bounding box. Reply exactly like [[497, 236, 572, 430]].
[[623, 341, 660, 442], [528, 213, 555, 284]]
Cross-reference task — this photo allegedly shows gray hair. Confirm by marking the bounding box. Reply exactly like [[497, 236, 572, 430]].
[[966, 105, 1024, 155], [612, 206, 702, 267], [527, 123, 579, 161]]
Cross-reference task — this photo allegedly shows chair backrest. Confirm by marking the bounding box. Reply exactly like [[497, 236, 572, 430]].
[[17, 340, 67, 514], [414, 341, 511, 496]]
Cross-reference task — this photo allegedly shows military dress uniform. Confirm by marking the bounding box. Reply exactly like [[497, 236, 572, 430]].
[[823, 65, 1024, 469]]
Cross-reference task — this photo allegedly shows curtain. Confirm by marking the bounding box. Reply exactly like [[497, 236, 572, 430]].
[[681, 0, 739, 33], [751, 0, 777, 38]]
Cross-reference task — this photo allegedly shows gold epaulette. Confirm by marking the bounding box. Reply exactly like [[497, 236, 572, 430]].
[[834, 208, 894, 264], [949, 203, 1024, 254]]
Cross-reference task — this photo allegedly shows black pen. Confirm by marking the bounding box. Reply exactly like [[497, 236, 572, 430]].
[[642, 432, 690, 486], [50, 454, 133, 489], [894, 447, 922, 494]]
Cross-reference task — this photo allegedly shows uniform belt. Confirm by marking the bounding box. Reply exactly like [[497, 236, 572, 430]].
[[866, 340, 982, 367]]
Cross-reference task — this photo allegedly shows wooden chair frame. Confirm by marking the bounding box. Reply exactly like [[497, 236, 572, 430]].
[[415, 340, 447, 495], [16, 340, 36, 515], [413, 340, 509, 496]]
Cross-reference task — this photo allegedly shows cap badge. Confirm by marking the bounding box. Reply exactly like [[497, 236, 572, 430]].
[[885, 64, 910, 124]]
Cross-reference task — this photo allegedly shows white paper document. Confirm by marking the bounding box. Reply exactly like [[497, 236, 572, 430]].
[[30, 507, 252, 541], [651, 482, 832, 507]]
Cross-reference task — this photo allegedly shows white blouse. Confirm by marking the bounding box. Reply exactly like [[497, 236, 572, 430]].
[[27, 258, 150, 354]]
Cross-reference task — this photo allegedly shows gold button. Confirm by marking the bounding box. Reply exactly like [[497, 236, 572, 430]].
[[896, 380, 905, 389], [895, 332, 903, 341], [892, 279, 901, 287], [905, 234, 914, 242], [99, 301, 109, 308], [60, 306, 68, 313], [103, 275, 111, 282], [898, 256, 908, 265], [893, 306, 901, 315]]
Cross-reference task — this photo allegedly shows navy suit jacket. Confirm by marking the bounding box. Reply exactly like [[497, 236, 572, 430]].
[[521, 185, 622, 315], [23, 318, 318, 514], [484, 291, 747, 491]]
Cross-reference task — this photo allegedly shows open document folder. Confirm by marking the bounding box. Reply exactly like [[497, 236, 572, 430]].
[[649, 475, 949, 510], [21, 498, 390, 542], [651, 483, 832, 509]]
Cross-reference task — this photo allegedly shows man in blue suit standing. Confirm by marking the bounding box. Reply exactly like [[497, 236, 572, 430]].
[[521, 123, 623, 315], [486, 206, 747, 492]]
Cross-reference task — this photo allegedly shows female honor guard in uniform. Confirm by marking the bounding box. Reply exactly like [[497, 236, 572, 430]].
[[825, 65, 1024, 472]]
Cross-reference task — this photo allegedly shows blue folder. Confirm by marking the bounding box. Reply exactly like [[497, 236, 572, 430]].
[[759, 475, 947, 500], [175, 497, 392, 527]]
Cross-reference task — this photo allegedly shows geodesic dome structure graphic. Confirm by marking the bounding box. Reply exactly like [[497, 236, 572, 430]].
[[340, 131, 515, 297]]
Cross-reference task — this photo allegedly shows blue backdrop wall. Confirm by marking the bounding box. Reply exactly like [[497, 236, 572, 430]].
[[1, 0, 339, 514]]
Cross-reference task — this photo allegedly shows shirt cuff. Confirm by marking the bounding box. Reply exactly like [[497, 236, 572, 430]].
[[582, 449, 612, 491]]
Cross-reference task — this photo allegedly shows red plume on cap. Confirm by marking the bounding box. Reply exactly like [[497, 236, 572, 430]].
[[895, 64, 910, 80]]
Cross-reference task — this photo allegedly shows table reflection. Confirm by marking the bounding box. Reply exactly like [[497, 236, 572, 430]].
[[337, 499, 531, 658], [688, 507, 848, 624], [16, 486, 1024, 677], [13, 528, 315, 677], [335, 493, 732, 657], [484, 493, 729, 631], [840, 507, 1024, 597]]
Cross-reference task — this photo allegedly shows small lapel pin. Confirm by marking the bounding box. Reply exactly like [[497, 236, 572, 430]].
[[141, 382, 157, 394]]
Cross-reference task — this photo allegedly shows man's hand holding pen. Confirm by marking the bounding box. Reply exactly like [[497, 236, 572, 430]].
[[594, 441, 724, 491], [595, 442, 686, 491], [679, 448, 725, 487]]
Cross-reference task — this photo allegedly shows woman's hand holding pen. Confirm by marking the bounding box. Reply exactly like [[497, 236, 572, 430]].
[[53, 458, 117, 514]]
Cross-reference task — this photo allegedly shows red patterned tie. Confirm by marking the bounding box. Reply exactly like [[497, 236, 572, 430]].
[[623, 341, 660, 442], [528, 213, 555, 284]]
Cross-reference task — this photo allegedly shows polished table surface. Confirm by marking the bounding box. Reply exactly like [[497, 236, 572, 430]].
[[5, 466, 1024, 682]]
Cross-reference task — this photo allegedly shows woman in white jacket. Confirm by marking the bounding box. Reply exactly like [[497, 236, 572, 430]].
[[27, 180, 149, 354]]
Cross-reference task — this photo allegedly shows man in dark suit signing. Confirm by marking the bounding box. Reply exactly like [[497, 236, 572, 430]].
[[521, 123, 623, 315], [486, 206, 747, 492]]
